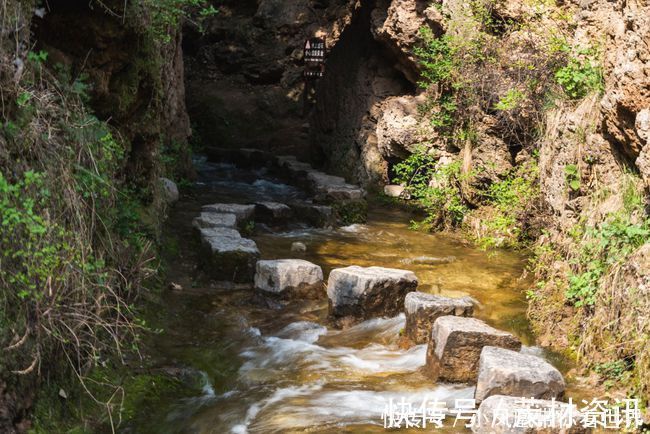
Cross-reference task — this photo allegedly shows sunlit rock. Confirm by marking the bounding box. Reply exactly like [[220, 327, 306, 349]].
[[426, 316, 521, 383], [404, 292, 474, 345], [291, 242, 307, 253], [383, 184, 406, 198], [199, 227, 259, 283], [201, 203, 255, 223], [473, 395, 589, 434], [192, 212, 238, 229], [475, 346, 565, 403], [255, 259, 324, 298], [327, 266, 418, 326]]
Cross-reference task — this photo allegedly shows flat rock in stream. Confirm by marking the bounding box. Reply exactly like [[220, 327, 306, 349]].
[[473, 395, 589, 434], [289, 203, 334, 227], [192, 212, 238, 229], [201, 203, 255, 224], [255, 202, 293, 224], [475, 346, 565, 403], [404, 292, 474, 345], [199, 227, 259, 283], [327, 266, 418, 326], [255, 259, 324, 298], [425, 316, 521, 383]]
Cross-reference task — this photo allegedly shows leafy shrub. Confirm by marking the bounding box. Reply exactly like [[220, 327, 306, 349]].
[[555, 57, 603, 100], [566, 214, 649, 307], [564, 164, 581, 191], [394, 146, 469, 228]]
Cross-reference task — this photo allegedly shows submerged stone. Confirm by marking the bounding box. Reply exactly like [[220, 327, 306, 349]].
[[425, 316, 521, 383], [475, 346, 565, 403], [255, 259, 324, 298], [404, 292, 474, 344], [327, 266, 418, 325], [199, 227, 259, 283]]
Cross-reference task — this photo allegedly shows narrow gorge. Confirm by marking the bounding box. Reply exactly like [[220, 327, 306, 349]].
[[0, 0, 648, 433]]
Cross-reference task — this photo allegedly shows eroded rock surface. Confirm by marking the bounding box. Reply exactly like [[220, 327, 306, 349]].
[[404, 292, 474, 345], [199, 227, 259, 283], [255, 259, 324, 298], [327, 266, 418, 325], [475, 346, 565, 403], [425, 316, 521, 383]]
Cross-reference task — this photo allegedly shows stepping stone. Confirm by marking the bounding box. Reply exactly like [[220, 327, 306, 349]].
[[306, 171, 347, 190], [473, 395, 588, 434], [289, 203, 334, 227], [201, 203, 255, 223], [199, 227, 259, 283], [425, 316, 521, 383], [316, 184, 365, 202], [404, 292, 474, 344], [475, 346, 565, 403], [254, 202, 293, 224], [327, 266, 418, 325], [192, 212, 237, 229], [255, 259, 324, 298]]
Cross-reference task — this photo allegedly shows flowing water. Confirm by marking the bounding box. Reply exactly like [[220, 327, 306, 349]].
[[131, 158, 579, 433]]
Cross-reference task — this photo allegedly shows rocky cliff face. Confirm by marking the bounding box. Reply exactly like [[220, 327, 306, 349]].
[[184, 0, 359, 160], [33, 0, 191, 190]]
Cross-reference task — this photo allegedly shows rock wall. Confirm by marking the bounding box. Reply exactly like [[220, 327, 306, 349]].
[[184, 0, 359, 160], [33, 0, 191, 191]]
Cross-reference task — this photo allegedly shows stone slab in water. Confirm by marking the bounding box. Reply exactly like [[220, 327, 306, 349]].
[[404, 291, 474, 344], [255, 202, 293, 224], [289, 203, 334, 227], [199, 227, 259, 283], [255, 259, 324, 298], [327, 266, 418, 324], [425, 316, 521, 383], [475, 346, 565, 403], [201, 203, 255, 223], [472, 395, 589, 434], [316, 184, 366, 202], [192, 212, 238, 229]]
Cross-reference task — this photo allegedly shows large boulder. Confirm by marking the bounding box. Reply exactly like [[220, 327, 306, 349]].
[[426, 316, 521, 383], [475, 347, 565, 403], [192, 212, 238, 230], [255, 259, 324, 298], [472, 395, 589, 434], [327, 266, 418, 325], [404, 292, 474, 345], [201, 203, 255, 224], [199, 227, 260, 283]]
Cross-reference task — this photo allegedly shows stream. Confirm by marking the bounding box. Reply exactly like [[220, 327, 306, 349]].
[[129, 157, 579, 433]]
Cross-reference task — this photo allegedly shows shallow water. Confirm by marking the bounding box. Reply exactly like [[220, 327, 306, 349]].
[[132, 160, 579, 433]]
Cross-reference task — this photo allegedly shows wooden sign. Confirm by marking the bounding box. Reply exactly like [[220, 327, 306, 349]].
[[304, 37, 325, 79]]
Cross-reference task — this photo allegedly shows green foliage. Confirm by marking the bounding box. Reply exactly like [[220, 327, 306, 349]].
[[144, 0, 219, 43], [564, 164, 581, 191], [476, 161, 540, 248], [414, 28, 456, 87], [566, 214, 649, 307], [494, 88, 525, 111], [555, 57, 603, 100], [394, 146, 469, 228], [0, 171, 70, 301]]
